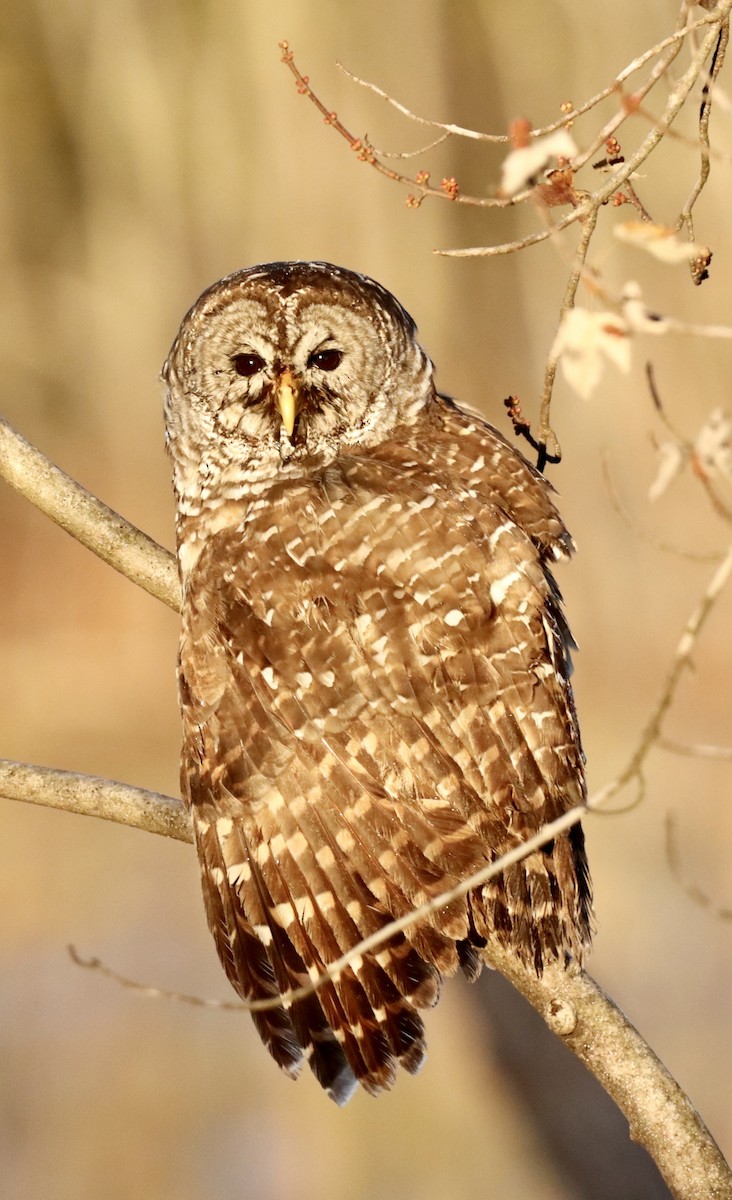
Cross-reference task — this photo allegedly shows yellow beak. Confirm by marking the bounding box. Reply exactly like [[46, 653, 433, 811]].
[[275, 369, 302, 437]]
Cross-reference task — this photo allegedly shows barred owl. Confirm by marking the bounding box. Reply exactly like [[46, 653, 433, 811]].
[[163, 261, 592, 1104]]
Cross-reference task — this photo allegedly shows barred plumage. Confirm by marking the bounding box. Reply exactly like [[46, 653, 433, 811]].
[[163, 261, 592, 1103]]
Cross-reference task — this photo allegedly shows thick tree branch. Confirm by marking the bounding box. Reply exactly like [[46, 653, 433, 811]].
[[0, 759, 191, 842], [0, 415, 180, 611], [2, 421, 731, 1192], [65, 933, 731, 1199], [4, 766, 729, 1196], [488, 950, 732, 1200]]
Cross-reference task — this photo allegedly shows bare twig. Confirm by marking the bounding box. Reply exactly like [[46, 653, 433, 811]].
[[601, 451, 724, 562], [570, 1, 692, 172], [678, 16, 730, 271], [68, 944, 244, 1008], [537, 203, 600, 457], [659, 736, 732, 758], [503, 396, 561, 468], [589, 542, 732, 811], [67, 933, 731, 1197], [279, 41, 502, 209], [336, 13, 719, 149], [645, 365, 732, 524], [436, 209, 581, 258], [0, 415, 180, 612], [438, 5, 732, 257]]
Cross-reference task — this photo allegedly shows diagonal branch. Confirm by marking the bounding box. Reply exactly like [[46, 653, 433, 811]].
[[66, 935, 732, 1199], [0, 759, 191, 842], [487, 950, 731, 1200], [0, 415, 180, 612], [3, 426, 732, 1194]]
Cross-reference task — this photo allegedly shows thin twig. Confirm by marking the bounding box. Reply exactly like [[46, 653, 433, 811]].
[[665, 813, 732, 919], [436, 208, 581, 258], [362, 132, 452, 161], [601, 451, 724, 562], [67, 935, 731, 1196], [589, 542, 732, 812], [659, 736, 732, 758], [68, 944, 244, 1008], [438, 5, 732, 257], [337, 12, 717, 148], [570, 1, 692, 172], [279, 41, 503, 209], [678, 16, 730, 269], [645, 365, 732, 525], [537, 203, 600, 456]]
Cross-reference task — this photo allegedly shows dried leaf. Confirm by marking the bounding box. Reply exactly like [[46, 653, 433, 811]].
[[621, 281, 670, 335], [614, 221, 708, 264], [694, 409, 732, 480], [499, 129, 578, 198], [649, 441, 685, 501], [551, 307, 631, 400]]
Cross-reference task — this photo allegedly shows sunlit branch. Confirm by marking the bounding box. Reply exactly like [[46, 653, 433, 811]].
[[0, 414, 180, 612]]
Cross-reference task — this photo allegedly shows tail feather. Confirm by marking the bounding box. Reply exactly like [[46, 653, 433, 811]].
[[193, 815, 302, 1078]]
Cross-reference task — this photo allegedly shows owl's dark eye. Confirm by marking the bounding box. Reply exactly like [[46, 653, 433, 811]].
[[308, 348, 343, 372], [232, 352, 265, 377]]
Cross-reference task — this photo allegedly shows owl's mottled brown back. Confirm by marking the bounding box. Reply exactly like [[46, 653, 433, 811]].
[[163, 261, 592, 1104]]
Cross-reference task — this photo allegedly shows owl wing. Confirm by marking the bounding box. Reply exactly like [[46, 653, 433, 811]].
[[180, 431, 591, 1100]]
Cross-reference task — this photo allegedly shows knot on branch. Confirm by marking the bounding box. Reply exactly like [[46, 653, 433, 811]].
[[546, 996, 578, 1037]]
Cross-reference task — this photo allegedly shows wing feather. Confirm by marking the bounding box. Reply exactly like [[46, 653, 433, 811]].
[[179, 407, 591, 1097]]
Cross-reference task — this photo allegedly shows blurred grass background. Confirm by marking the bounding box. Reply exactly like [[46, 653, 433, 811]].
[[1, 2, 731, 1197]]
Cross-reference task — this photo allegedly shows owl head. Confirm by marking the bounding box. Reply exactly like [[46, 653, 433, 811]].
[[163, 261, 435, 512]]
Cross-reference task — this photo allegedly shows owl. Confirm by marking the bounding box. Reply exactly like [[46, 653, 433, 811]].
[[163, 261, 592, 1104]]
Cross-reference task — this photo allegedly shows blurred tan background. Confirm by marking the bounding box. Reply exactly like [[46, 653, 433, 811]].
[[1, 2, 731, 1197]]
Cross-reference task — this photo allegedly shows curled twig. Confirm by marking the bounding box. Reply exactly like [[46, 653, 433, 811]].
[[678, 16, 730, 277], [601, 451, 724, 562], [665, 813, 732, 920]]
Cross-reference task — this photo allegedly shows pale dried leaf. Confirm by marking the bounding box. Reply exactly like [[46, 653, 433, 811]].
[[621, 282, 670, 336], [694, 409, 732, 479], [551, 308, 631, 400], [649, 441, 685, 501], [614, 221, 708, 264], [500, 130, 578, 197]]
